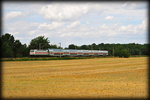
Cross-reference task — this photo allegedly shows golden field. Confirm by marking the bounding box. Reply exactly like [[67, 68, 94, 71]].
[[2, 57, 148, 98]]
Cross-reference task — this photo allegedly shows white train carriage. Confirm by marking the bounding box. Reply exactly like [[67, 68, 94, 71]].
[[77, 50, 84, 56], [48, 49, 70, 56], [102, 50, 108, 56], [30, 49, 49, 56], [49, 49, 62, 56], [82, 50, 89, 56], [62, 49, 70, 56], [68, 49, 77, 56], [30, 49, 108, 57], [48, 49, 55, 56]]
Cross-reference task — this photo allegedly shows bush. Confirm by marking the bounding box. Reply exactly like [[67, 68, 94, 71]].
[[122, 50, 130, 58], [115, 49, 130, 58]]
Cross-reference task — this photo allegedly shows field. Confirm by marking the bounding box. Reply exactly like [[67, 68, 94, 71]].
[[2, 57, 148, 98]]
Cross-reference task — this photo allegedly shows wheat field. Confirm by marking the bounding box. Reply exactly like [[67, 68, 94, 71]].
[[2, 57, 148, 98]]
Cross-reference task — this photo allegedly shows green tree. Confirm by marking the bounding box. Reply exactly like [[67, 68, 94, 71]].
[[1, 33, 15, 57], [141, 44, 148, 55], [29, 36, 50, 50], [50, 44, 58, 49], [21, 44, 29, 57], [13, 40, 22, 57], [80, 45, 89, 50], [0, 33, 29, 57], [121, 49, 130, 58], [115, 49, 130, 58], [68, 44, 77, 49], [91, 43, 97, 50], [2, 42, 14, 57]]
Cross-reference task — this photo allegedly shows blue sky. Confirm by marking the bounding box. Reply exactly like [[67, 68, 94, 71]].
[[2, 1, 148, 48]]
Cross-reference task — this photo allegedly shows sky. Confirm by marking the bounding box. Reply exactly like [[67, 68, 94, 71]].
[[2, 1, 148, 48]]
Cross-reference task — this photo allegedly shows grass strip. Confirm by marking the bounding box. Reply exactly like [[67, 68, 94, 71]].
[[1, 56, 108, 61]]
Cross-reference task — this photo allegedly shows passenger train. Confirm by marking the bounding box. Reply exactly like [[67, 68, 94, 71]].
[[30, 49, 108, 57]]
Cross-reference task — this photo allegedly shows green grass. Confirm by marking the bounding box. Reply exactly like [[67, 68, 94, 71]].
[[1, 56, 110, 61]]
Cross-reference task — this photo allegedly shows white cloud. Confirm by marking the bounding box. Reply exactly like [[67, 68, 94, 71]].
[[67, 21, 80, 28], [139, 19, 147, 30], [105, 16, 114, 20], [121, 2, 147, 10], [5, 11, 23, 20], [120, 19, 147, 34], [3, 2, 147, 47], [100, 19, 147, 36], [40, 3, 90, 21], [38, 21, 64, 30], [40, 18, 147, 39]]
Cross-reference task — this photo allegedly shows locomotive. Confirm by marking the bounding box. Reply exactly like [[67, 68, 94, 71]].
[[30, 49, 108, 57]]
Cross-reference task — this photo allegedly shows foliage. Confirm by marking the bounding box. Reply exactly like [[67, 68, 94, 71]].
[[49, 44, 58, 49], [28, 36, 50, 50], [68, 44, 78, 49], [0, 33, 29, 57], [114, 49, 130, 58]]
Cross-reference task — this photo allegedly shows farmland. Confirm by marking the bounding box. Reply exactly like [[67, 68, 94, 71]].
[[2, 57, 148, 98]]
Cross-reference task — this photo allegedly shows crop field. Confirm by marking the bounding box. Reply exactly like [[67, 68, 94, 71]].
[[2, 57, 148, 98]]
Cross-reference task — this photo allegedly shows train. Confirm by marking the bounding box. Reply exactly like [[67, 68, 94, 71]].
[[29, 49, 108, 57]]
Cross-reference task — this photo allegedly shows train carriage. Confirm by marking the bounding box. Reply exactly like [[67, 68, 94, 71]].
[[69, 49, 78, 56], [30, 49, 49, 56], [30, 49, 108, 57], [49, 49, 63, 56], [77, 50, 84, 56]]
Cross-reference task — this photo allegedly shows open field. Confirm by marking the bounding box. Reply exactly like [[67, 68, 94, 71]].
[[2, 57, 148, 98]]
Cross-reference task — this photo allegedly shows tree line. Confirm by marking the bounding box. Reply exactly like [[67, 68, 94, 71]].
[[0, 33, 149, 58], [67, 43, 148, 57]]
